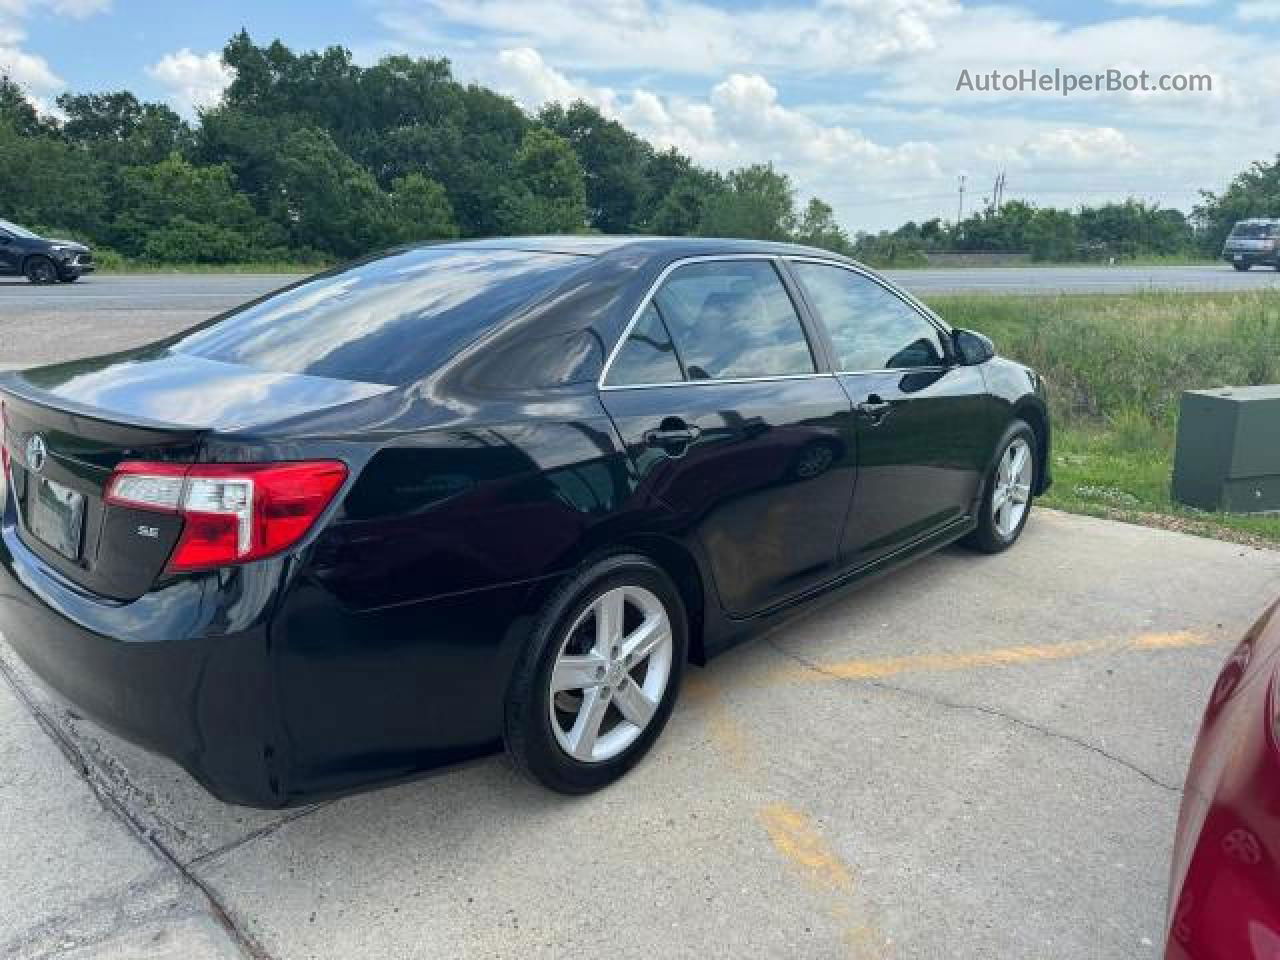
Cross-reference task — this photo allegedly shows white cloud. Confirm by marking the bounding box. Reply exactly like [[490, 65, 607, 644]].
[[1108, 0, 1212, 7], [1237, 0, 1280, 19], [1023, 127, 1142, 167], [0, 0, 109, 112], [146, 49, 233, 115], [48, 0, 111, 16], [380, 0, 962, 76]]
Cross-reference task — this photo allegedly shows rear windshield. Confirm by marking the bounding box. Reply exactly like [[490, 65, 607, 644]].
[[1230, 222, 1279, 239], [171, 247, 590, 386]]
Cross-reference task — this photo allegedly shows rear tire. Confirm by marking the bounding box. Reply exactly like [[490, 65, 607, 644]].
[[504, 553, 687, 794], [24, 256, 57, 284], [963, 420, 1037, 554], [1233, 262, 1250, 271]]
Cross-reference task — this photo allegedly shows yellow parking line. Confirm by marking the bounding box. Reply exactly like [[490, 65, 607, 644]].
[[775, 630, 1216, 683], [759, 804, 855, 893]]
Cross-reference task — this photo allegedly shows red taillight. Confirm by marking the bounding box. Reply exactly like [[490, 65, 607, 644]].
[[105, 460, 348, 572]]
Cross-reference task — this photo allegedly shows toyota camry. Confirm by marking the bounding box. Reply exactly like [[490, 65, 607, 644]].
[[0, 236, 1050, 806]]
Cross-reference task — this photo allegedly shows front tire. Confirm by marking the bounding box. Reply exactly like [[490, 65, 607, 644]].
[[58, 273, 79, 283], [24, 256, 57, 284], [505, 553, 687, 794], [1232, 262, 1250, 271], [963, 420, 1037, 554]]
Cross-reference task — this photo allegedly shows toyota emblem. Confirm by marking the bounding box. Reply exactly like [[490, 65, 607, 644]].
[[25, 434, 48, 474]]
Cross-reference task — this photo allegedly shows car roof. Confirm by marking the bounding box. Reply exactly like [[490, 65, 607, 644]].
[[428, 235, 854, 262]]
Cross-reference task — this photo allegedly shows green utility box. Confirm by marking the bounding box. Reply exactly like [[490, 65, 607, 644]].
[[1173, 386, 1280, 513]]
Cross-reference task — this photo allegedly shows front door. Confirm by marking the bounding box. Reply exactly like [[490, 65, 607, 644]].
[[787, 260, 993, 568], [599, 258, 856, 617]]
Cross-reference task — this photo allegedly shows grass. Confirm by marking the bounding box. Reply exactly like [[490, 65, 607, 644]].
[[925, 292, 1280, 547]]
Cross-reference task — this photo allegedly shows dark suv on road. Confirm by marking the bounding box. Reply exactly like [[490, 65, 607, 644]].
[[0, 219, 94, 283], [1222, 218, 1280, 271]]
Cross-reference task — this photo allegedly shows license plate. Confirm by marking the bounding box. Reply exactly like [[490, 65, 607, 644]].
[[29, 477, 85, 561], [1235, 254, 1244, 261]]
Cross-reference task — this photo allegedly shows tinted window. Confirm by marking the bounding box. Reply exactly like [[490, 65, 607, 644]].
[[791, 262, 946, 371], [171, 247, 588, 386], [607, 304, 684, 385], [1231, 222, 1279, 239], [651, 261, 814, 380]]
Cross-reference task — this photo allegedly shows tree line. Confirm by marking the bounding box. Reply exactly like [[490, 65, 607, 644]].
[[0, 30, 1275, 267], [0, 31, 850, 265]]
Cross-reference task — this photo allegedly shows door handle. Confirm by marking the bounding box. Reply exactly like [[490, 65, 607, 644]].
[[644, 419, 701, 456], [856, 395, 893, 426]]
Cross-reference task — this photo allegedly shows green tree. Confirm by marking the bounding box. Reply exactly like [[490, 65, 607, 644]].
[[113, 153, 273, 259], [697, 163, 797, 240], [793, 197, 853, 254], [647, 168, 725, 235], [539, 101, 652, 233], [1194, 156, 1280, 253], [498, 127, 587, 234], [388, 173, 458, 243], [270, 127, 393, 257]]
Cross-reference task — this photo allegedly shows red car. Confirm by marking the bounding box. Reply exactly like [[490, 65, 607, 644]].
[[1168, 596, 1280, 959]]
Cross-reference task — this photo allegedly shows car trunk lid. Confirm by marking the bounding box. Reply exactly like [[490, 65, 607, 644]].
[[1, 353, 392, 600]]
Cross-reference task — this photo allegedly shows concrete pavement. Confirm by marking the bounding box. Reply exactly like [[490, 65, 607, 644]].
[[3, 510, 1279, 958]]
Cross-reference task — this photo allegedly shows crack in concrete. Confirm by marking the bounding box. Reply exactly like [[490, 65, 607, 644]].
[[188, 801, 337, 869], [764, 637, 1182, 794], [0, 654, 276, 960]]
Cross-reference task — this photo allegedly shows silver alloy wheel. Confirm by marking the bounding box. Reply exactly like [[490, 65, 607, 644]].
[[992, 436, 1033, 539], [548, 584, 674, 763]]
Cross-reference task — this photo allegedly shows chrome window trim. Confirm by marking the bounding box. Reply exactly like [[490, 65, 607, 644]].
[[783, 255, 956, 377], [598, 253, 823, 390]]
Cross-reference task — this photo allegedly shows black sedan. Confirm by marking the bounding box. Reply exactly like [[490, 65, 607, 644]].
[[0, 218, 94, 283], [0, 237, 1050, 806]]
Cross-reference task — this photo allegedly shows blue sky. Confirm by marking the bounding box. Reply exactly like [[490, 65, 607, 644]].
[[6, 0, 1280, 231]]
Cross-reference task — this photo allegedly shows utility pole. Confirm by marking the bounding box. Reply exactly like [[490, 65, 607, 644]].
[[957, 174, 966, 224]]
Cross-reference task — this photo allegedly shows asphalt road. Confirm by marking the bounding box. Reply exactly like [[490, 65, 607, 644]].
[[4, 511, 1278, 959], [1, 264, 1278, 370]]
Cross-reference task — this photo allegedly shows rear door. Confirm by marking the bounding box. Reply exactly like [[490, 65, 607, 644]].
[[598, 256, 856, 617], [786, 259, 994, 569]]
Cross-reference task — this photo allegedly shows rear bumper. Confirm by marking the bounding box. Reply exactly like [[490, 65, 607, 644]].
[[0, 507, 284, 806], [1222, 250, 1278, 267], [0, 478, 559, 807]]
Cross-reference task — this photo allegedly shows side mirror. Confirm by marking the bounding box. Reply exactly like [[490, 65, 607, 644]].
[[953, 329, 995, 366]]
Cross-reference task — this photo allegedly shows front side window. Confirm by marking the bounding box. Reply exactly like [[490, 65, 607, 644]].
[[644, 260, 815, 380], [790, 262, 946, 372]]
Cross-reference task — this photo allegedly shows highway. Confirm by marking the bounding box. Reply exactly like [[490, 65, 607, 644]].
[[1, 263, 1277, 370]]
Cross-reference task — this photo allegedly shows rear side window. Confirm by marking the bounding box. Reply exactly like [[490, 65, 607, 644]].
[[648, 260, 815, 380], [791, 262, 946, 372], [171, 247, 588, 386], [606, 304, 684, 385], [1231, 222, 1279, 239]]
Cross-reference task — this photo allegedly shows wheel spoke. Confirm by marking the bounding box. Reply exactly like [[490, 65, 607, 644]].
[[1010, 444, 1029, 483], [566, 687, 610, 760], [620, 614, 669, 665], [594, 589, 625, 656], [997, 500, 1013, 534], [551, 654, 607, 693], [1011, 482, 1031, 505], [992, 485, 1009, 510], [613, 677, 657, 728]]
